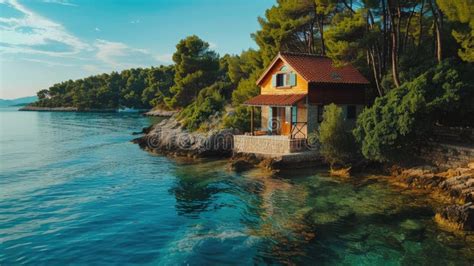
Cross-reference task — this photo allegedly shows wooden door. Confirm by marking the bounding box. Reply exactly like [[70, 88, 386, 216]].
[[280, 107, 291, 136]]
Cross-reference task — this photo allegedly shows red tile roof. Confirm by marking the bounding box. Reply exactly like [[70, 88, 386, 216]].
[[257, 52, 370, 85], [244, 94, 307, 106]]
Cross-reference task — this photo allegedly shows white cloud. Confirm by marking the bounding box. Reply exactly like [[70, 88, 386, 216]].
[[94, 39, 154, 68], [0, 0, 89, 56], [209, 42, 217, 49], [41, 0, 77, 7], [130, 19, 140, 24], [94, 27, 101, 32], [82, 64, 101, 73], [95, 39, 129, 66], [21, 58, 75, 67], [154, 53, 173, 64], [93, 39, 174, 69]]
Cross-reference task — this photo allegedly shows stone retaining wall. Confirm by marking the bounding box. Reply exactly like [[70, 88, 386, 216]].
[[420, 143, 474, 170], [233, 135, 307, 155]]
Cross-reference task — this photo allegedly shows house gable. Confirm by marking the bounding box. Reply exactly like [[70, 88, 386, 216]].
[[258, 57, 308, 95]]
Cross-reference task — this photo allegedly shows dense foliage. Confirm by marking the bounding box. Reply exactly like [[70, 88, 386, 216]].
[[354, 60, 474, 162], [315, 104, 359, 166], [34, 66, 174, 110]]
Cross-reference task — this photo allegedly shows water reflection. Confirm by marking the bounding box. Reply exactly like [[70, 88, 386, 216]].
[[169, 161, 227, 217]]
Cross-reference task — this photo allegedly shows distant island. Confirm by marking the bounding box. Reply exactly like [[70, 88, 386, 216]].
[[0, 96, 37, 107]]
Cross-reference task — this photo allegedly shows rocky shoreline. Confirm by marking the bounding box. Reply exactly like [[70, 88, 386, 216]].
[[389, 164, 474, 231], [132, 116, 238, 158]]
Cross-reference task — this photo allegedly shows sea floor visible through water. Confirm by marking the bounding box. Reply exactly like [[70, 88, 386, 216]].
[[0, 107, 473, 265]]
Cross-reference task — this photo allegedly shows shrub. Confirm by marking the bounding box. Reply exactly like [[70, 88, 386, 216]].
[[316, 104, 359, 166], [353, 59, 474, 162]]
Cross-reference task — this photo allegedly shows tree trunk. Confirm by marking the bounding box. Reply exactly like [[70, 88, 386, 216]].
[[429, 0, 442, 63], [388, 0, 401, 88], [418, 0, 424, 47], [309, 21, 315, 54], [369, 48, 383, 96], [381, 0, 388, 75], [435, 21, 442, 63], [318, 15, 326, 55], [403, 5, 416, 51]]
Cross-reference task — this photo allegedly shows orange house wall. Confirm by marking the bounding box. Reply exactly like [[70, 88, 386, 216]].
[[260, 59, 308, 95]]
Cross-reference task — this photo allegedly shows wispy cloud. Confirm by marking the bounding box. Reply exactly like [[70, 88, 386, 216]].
[[41, 0, 77, 7], [94, 27, 101, 32], [130, 19, 140, 24], [209, 42, 217, 49], [154, 53, 173, 64], [0, 0, 89, 56], [82, 64, 101, 73], [95, 39, 129, 66], [21, 58, 75, 67], [94, 39, 154, 68]]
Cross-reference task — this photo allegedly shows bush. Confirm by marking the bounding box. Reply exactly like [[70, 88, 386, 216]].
[[354, 60, 474, 162], [316, 104, 359, 166], [353, 85, 426, 162]]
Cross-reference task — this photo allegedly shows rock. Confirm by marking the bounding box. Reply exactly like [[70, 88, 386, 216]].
[[132, 125, 153, 135], [435, 203, 474, 231], [400, 166, 437, 178], [229, 159, 254, 172], [143, 108, 177, 117], [133, 116, 237, 157], [468, 162, 474, 169], [391, 162, 474, 232]]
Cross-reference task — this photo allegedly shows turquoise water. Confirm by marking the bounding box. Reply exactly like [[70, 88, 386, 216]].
[[1, 107, 473, 265]]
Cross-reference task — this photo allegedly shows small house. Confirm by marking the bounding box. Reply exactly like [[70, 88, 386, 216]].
[[233, 52, 369, 155]]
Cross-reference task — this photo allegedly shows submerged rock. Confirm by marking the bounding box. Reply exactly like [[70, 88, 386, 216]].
[[229, 159, 255, 172], [400, 219, 424, 231]]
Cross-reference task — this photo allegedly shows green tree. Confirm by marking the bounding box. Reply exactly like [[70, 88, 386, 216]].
[[252, 0, 338, 65], [166, 35, 220, 108], [141, 65, 175, 108], [437, 0, 474, 62]]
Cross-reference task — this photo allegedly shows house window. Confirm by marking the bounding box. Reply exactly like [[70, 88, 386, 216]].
[[346, 105, 356, 119], [317, 104, 324, 123], [272, 72, 296, 88], [276, 73, 285, 87]]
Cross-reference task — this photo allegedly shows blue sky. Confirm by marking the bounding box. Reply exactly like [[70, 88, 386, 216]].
[[0, 0, 274, 99]]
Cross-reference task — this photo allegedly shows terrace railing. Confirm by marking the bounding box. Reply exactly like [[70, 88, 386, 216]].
[[290, 122, 307, 139]]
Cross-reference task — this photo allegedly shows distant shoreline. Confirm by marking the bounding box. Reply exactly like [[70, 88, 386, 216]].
[[18, 106, 175, 116], [19, 106, 123, 113]]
